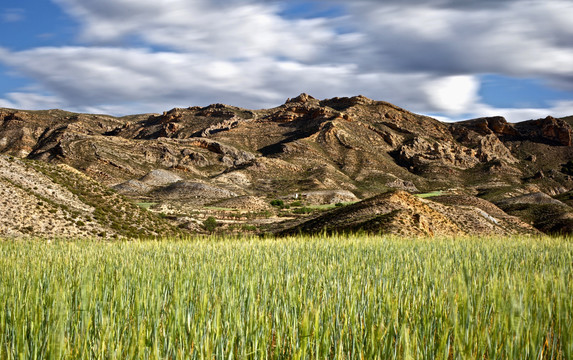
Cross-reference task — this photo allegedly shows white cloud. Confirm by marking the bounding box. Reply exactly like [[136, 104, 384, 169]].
[[346, 0, 573, 80], [423, 75, 480, 115], [52, 0, 339, 61], [466, 101, 573, 123], [51, 0, 573, 84], [0, 0, 572, 120], [0, 92, 63, 110], [0, 46, 439, 114]]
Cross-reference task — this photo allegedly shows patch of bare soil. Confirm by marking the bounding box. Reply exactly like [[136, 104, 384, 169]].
[[152, 181, 236, 201], [209, 196, 273, 211]]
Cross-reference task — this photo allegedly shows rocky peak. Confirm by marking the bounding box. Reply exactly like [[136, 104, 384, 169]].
[[267, 101, 337, 124], [487, 117, 517, 135], [285, 93, 318, 105], [515, 116, 572, 146], [1, 110, 33, 124], [453, 114, 573, 147], [453, 116, 518, 137], [320, 95, 374, 110]]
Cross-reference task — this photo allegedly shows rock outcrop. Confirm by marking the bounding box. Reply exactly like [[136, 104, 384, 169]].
[[515, 116, 572, 146], [396, 137, 479, 170], [452, 115, 573, 146]]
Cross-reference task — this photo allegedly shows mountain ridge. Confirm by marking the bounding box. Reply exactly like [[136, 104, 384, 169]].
[[1, 94, 572, 237]]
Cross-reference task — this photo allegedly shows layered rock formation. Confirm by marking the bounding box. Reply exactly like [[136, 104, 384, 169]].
[[0, 93, 572, 236]]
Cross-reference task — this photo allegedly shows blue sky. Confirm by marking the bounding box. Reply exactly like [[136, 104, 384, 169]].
[[1, 0, 572, 121]]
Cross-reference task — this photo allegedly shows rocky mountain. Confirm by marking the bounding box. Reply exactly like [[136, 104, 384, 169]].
[[1, 94, 572, 237]]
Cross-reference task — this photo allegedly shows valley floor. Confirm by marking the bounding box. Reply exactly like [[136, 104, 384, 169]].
[[1, 235, 571, 359]]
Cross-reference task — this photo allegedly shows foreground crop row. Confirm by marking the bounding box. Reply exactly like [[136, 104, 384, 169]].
[[1, 235, 572, 359]]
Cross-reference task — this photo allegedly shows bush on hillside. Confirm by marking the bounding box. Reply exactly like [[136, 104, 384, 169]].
[[203, 216, 218, 233]]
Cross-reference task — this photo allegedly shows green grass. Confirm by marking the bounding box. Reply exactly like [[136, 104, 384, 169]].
[[136, 202, 157, 210], [0, 235, 572, 359], [415, 190, 444, 198]]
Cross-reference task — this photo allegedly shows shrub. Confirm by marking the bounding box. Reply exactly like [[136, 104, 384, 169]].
[[270, 199, 284, 207], [203, 216, 218, 233]]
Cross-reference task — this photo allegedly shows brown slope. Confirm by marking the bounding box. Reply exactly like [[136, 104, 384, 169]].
[[494, 193, 573, 235], [276, 190, 537, 237]]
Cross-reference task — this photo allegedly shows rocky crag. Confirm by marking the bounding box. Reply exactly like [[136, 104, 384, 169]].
[[1, 94, 572, 237]]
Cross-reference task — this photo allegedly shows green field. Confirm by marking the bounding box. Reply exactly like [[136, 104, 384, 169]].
[[136, 202, 157, 210], [415, 191, 444, 199], [1, 235, 571, 359]]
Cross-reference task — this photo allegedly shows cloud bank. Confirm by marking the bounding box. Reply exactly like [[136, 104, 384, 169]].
[[0, 0, 572, 121]]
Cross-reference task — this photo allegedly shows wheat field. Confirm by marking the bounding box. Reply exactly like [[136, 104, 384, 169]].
[[1, 235, 571, 359]]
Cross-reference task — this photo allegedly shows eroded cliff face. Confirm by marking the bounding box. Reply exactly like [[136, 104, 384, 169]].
[[451, 115, 572, 146], [0, 94, 572, 236], [1, 95, 571, 193], [515, 116, 572, 146]]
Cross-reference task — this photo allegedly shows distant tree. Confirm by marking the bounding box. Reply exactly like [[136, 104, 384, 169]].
[[203, 216, 218, 233], [270, 199, 285, 207]]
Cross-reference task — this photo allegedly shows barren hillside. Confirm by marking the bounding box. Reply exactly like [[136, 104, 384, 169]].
[[0, 155, 182, 238]]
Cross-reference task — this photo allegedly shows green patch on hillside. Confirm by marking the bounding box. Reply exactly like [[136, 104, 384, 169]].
[[555, 190, 573, 207], [306, 202, 357, 210], [415, 190, 443, 198], [203, 206, 237, 211], [476, 186, 515, 202], [136, 202, 157, 210]]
